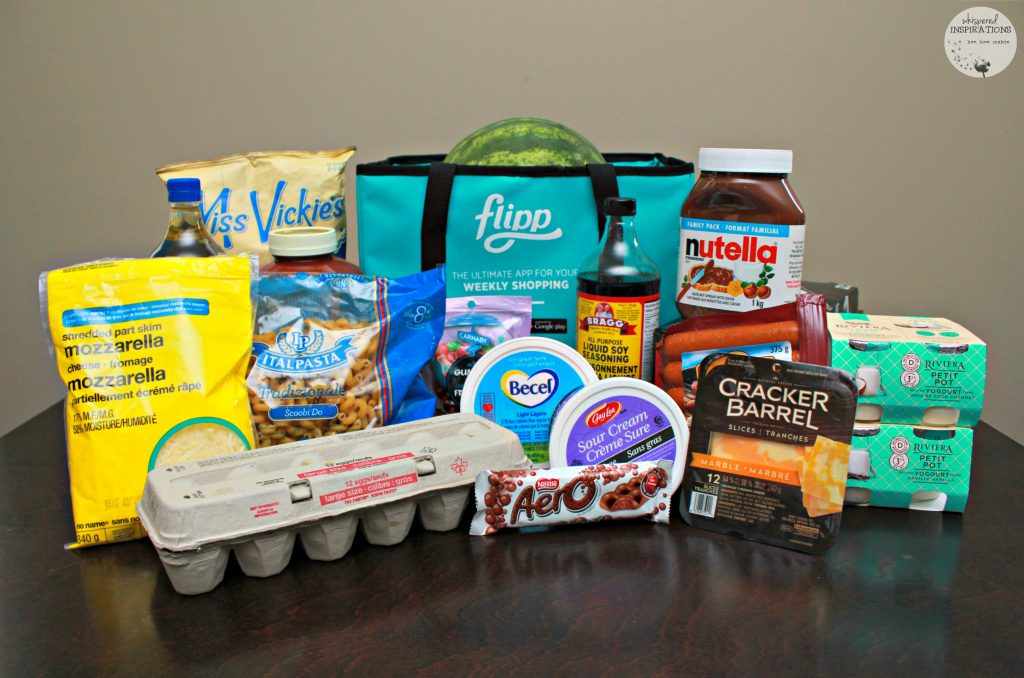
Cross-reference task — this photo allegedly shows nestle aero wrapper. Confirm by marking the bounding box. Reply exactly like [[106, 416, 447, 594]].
[[157, 148, 355, 266], [470, 461, 673, 535]]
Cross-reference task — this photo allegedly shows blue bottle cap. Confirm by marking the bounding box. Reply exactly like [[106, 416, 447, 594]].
[[167, 178, 202, 203]]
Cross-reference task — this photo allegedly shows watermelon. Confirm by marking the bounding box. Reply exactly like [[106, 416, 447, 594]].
[[444, 117, 604, 166]]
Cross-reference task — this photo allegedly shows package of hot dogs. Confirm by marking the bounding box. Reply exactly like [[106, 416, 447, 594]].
[[469, 461, 673, 535], [656, 294, 830, 419]]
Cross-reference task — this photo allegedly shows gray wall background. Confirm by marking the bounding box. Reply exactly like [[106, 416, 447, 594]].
[[2, 1, 1021, 441]]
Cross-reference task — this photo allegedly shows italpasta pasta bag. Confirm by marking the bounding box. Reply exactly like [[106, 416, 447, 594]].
[[40, 256, 257, 548], [248, 268, 445, 446]]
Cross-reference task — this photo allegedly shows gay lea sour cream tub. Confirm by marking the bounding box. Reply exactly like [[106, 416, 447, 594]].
[[460, 337, 598, 466], [549, 378, 689, 491]]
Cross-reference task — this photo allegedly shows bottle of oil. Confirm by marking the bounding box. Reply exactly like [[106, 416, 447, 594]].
[[576, 197, 660, 381], [151, 178, 224, 257]]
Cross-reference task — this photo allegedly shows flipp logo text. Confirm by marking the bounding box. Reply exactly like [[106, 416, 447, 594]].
[[474, 194, 562, 253], [500, 369, 559, 408]]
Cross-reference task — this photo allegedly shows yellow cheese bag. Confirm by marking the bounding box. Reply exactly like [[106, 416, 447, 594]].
[[40, 256, 257, 548]]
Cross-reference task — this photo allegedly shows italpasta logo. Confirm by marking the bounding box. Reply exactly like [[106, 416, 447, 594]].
[[254, 331, 357, 374], [501, 369, 559, 408], [278, 329, 325, 355], [474, 193, 563, 254]]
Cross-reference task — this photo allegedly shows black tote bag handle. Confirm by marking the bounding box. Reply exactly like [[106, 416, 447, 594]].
[[420, 162, 458, 271], [419, 162, 621, 270], [587, 163, 620, 240]]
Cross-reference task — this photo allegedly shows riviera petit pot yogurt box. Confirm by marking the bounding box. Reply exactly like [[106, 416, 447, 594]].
[[828, 314, 986, 427], [843, 424, 973, 513]]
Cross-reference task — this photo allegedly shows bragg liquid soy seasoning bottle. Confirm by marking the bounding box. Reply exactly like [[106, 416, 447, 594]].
[[151, 178, 224, 258], [677, 148, 805, 319], [577, 197, 660, 381]]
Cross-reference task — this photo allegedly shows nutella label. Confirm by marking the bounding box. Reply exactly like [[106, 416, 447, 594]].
[[676, 219, 805, 311]]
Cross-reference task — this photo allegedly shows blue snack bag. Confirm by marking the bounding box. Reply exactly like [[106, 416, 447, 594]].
[[248, 267, 445, 446], [392, 374, 438, 425]]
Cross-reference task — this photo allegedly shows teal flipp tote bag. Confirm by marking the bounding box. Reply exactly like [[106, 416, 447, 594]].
[[357, 154, 694, 346]]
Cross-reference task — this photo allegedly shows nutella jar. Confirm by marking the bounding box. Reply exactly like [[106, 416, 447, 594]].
[[676, 148, 805, 319], [261, 227, 363, 275]]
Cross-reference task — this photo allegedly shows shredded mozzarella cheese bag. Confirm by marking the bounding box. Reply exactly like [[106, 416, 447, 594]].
[[40, 256, 257, 548]]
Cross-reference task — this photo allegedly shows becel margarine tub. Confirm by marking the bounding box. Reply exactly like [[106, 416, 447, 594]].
[[460, 337, 598, 467]]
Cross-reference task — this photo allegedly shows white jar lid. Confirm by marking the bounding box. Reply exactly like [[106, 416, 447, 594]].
[[268, 227, 338, 257], [698, 148, 793, 174]]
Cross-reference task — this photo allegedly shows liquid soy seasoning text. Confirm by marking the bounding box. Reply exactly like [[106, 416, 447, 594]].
[[577, 197, 660, 381]]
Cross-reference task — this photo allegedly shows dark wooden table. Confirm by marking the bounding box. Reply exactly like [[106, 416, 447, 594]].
[[1, 404, 1021, 675]]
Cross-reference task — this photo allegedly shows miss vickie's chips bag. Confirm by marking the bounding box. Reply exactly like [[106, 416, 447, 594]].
[[157, 148, 355, 266]]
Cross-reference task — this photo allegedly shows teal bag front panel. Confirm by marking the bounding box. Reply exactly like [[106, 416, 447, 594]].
[[357, 155, 694, 346], [445, 174, 596, 342], [357, 174, 427, 279]]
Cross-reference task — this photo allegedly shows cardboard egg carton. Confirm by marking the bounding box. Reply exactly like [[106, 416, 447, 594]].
[[137, 413, 527, 594]]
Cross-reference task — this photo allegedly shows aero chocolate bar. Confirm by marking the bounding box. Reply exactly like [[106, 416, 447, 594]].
[[469, 461, 673, 535], [138, 413, 528, 594]]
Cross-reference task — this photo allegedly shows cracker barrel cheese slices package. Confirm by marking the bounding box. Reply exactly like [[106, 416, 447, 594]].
[[681, 355, 858, 553], [40, 257, 257, 548]]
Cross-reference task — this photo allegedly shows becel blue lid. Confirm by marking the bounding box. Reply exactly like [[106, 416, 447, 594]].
[[167, 178, 202, 203]]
